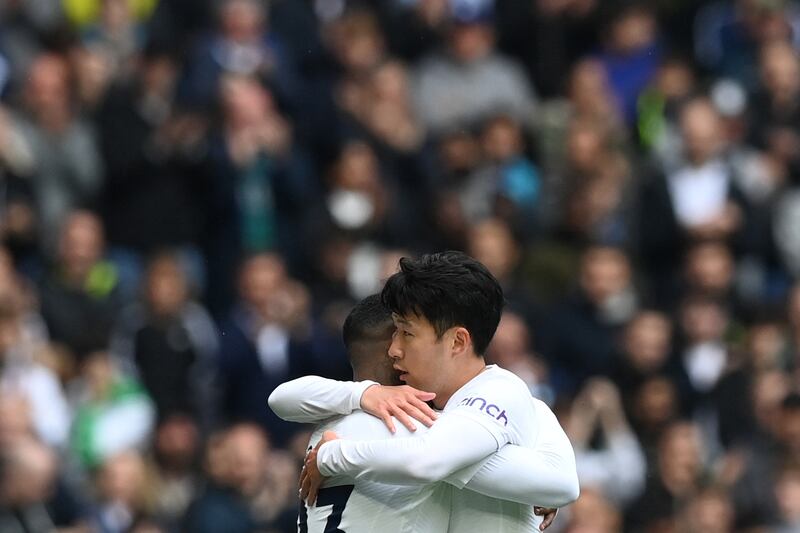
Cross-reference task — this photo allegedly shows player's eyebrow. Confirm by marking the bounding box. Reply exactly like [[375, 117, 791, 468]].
[[392, 314, 411, 326]]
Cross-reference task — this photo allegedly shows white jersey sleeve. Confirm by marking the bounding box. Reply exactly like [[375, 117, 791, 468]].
[[317, 412, 499, 484], [268, 376, 378, 423], [457, 443, 579, 508], [443, 366, 535, 449], [448, 380, 580, 508], [447, 392, 579, 507]]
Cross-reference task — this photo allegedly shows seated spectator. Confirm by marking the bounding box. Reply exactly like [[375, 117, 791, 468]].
[[66, 0, 157, 80], [680, 487, 736, 533], [336, 56, 427, 156], [596, 3, 662, 126], [467, 217, 539, 323], [217, 253, 314, 444], [89, 450, 157, 533], [748, 39, 800, 181], [694, 0, 800, 90], [485, 311, 553, 404], [70, 351, 155, 469], [204, 74, 316, 313], [542, 245, 639, 393], [638, 56, 698, 155], [0, 297, 70, 449], [565, 378, 646, 506], [38, 210, 123, 364], [536, 58, 626, 177], [413, 0, 537, 134], [715, 317, 788, 447], [184, 424, 294, 532], [627, 421, 706, 532], [12, 53, 103, 249], [179, 0, 300, 110], [324, 7, 388, 79], [318, 140, 419, 247], [182, 428, 254, 533], [97, 43, 212, 289], [612, 310, 682, 400], [540, 114, 631, 241], [0, 244, 48, 351], [149, 415, 201, 529], [638, 96, 750, 302], [0, 436, 88, 531], [455, 115, 540, 233], [683, 241, 737, 302], [68, 43, 116, 114], [628, 375, 681, 453], [560, 487, 622, 533], [676, 294, 732, 410], [558, 157, 633, 248], [112, 252, 218, 428], [724, 387, 797, 527]]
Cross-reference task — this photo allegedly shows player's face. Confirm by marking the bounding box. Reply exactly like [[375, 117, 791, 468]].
[[389, 313, 452, 401]]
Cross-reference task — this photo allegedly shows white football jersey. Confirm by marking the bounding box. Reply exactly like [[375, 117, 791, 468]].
[[292, 366, 577, 533], [444, 365, 564, 532], [300, 412, 450, 533]]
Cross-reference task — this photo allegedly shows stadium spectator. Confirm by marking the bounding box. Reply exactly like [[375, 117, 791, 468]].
[[485, 310, 553, 404], [149, 415, 201, 530], [88, 450, 158, 533], [565, 378, 647, 506], [204, 73, 315, 313], [97, 43, 211, 283], [413, 0, 538, 134], [178, 0, 300, 111], [111, 251, 218, 428], [543, 245, 639, 393], [627, 420, 706, 532], [0, 2, 799, 530], [0, 297, 70, 449], [38, 210, 122, 363], [0, 436, 87, 531], [13, 53, 104, 249], [216, 253, 314, 445], [184, 423, 294, 532], [70, 351, 155, 469]]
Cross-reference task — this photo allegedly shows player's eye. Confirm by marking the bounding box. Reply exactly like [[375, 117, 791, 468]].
[[403, 330, 413, 337]]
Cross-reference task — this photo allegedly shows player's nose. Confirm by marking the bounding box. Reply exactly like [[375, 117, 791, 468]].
[[388, 337, 402, 359]]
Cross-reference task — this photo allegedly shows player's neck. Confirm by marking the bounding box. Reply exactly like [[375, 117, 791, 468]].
[[353, 366, 398, 387], [434, 356, 487, 409]]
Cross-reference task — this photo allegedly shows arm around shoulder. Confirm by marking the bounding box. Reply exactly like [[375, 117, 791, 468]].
[[268, 376, 378, 423], [317, 412, 500, 484], [458, 443, 579, 508]]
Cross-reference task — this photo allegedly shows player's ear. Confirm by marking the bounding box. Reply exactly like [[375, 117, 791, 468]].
[[451, 326, 471, 357]]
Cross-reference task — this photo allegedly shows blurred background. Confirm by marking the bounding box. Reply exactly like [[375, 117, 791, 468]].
[[0, 0, 799, 531]]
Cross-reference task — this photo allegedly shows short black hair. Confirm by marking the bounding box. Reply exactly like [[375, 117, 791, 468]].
[[381, 251, 504, 355], [343, 294, 394, 355]]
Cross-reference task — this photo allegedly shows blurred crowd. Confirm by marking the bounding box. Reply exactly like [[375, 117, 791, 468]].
[[1, 0, 800, 531]]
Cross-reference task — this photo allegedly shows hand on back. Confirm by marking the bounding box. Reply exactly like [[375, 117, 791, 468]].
[[360, 384, 438, 433]]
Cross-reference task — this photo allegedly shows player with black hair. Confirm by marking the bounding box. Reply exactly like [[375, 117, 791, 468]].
[[300, 252, 577, 531], [271, 292, 576, 531]]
